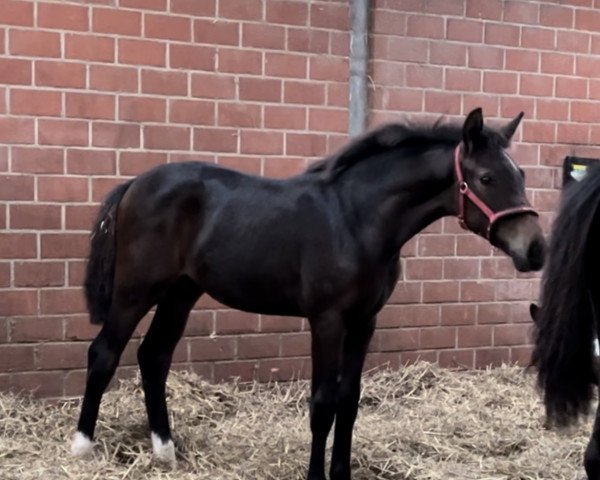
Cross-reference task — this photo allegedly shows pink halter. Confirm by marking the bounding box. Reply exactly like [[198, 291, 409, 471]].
[[454, 144, 538, 239]]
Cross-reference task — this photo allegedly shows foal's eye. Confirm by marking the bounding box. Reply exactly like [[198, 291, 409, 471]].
[[480, 175, 492, 185]]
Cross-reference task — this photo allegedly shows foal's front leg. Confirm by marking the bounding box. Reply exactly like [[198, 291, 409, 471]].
[[307, 315, 345, 480], [585, 400, 600, 479], [329, 318, 375, 480]]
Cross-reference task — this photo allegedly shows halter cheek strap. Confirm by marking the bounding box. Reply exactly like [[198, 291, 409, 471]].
[[454, 145, 538, 239]]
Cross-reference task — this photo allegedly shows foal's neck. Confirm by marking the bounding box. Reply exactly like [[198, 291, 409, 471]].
[[336, 142, 458, 258]]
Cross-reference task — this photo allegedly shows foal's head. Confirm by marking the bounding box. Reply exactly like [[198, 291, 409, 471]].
[[456, 108, 546, 272]]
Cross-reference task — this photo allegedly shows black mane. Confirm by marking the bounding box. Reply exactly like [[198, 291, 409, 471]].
[[307, 119, 510, 180]]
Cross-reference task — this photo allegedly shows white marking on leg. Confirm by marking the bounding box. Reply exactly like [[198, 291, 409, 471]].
[[151, 432, 175, 463], [594, 338, 599, 357], [70, 431, 93, 457]]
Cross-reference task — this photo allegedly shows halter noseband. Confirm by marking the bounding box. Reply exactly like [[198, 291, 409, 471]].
[[454, 144, 538, 239]]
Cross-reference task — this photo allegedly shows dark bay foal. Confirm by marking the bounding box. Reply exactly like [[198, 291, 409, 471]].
[[71, 108, 545, 480]]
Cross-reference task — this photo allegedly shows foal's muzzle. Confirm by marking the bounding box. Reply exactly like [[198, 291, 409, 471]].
[[493, 214, 547, 272]]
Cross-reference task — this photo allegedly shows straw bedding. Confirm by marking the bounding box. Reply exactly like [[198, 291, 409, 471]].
[[0, 362, 593, 479]]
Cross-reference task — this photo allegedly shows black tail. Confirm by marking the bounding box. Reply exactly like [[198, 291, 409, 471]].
[[84, 180, 134, 325], [532, 165, 600, 426]]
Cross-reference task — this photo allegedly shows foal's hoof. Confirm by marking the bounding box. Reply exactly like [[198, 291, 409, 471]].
[[70, 431, 93, 457], [151, 432, 176, 463]]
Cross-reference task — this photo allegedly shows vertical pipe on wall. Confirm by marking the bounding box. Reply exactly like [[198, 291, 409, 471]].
[[348, 0, 370, 138]]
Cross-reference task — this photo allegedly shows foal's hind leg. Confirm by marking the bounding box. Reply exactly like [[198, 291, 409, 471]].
[[72, 293, 153, 456], [330, 317, 375, 480], [585, 401, 600, 479], [307, 314, 345, 480], [137, 276, 201, 462]]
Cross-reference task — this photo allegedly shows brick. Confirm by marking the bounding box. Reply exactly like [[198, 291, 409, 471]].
[[557, 123, 589, 144], [576, 56, 600, 77], [0, 290, 37, 315], [288, 28, 329, 54], [238, 334, 279, 359], [257, 358, 308, 382], [42, 234, 89, 259], [500, 97, 534, 119], [216, 311, 260, 334], [421, 327, 456, 349], [38, 119, 89, 147], [36, 61, 86, 89], [93, 8, 141, 36], [12, 371, 65, 397], [467, 46, 504, 70], [242, 23, 285, 49], [406, 65, 443, 89], [557, 31, 590, 54], [40, 288, 87, 314], [284, 81, 325, 105], [64, 205, 96, 231], [10, 204, 61, 230], [0, 0, 33, 26], [218, 156, 261, 175], [92, 122, 140, 148], [378, 305, 439, 328], [170, 99, 215, 126], [214, 360, 257, 382], [441, 304, 477, 326], [38, 176, 88, 202], [521, 27, 555, 50], [381, 88, 423, 111], [424, 91, 461, 114], [145, 13, 191, 41], [64, 315, 100, 341], [0, 58, 32, 85], [380, 328, 419, 351], [267, 1, 308, 26], [219, 0, 262, 21], [170, 44, 214, 70], [260, 315, 304, 333], [263, 157, 306, 178], [483, 72, 518, 94], [119, 96, 166, 123], [66, 149, 116, 175], [194, 19, 238, 46], [239, 78, 281, 103], [218, 103, 260, 128], [218, 49, 262, 75], [478, 303, 519, 324], [144, 126, 190, 151], [460, 281, 495, 302], [503, 0, 539, 24], [194, 128, 238, 153], [265, 53, 307, 78], [308, 108, 347, 133], [475, 347, 510, 368], [556, 77, 587, 99], [189, 337, 235, 361], [418, 235, 454, 257], [0, 118, 33, 144], [506, 50, 539, 72], [240, 131, 283, 155], [141, 70, 187, 96], [522, 121, 555, 143], [0, 345, 35, 371], [121, 0, 166, 10], [90, 65, 138, 93], [466, 0, 502, 20], [12, 147, 63, 174], [310, 56, 348, 82], [310, 2, 347, 30], [575, 8, 600, 31], [571, 101, 598, 123], [39, 3, 88, 31], [519, 74, 552, 97], [37, 342, 87, 369], [10, 89, 62, 117], [66, 93, 115, 120], [485, 23, 519, 47], [172, 0, 216, 16], [65, 34, 114, 63], [422, 282, 459, 303], [443, 258, 479, 280], [494, 324, 530, 346], [446, 19, 483, 43], [406, 14, 444, 39], [9, 29, 60, 57], [11, 316, 63, 342], [430, 43, 466, 67], [286, 133, 327, 157], [480, 258, 516, 279], [120, 39, 166, 67], [119, 151, 166, 176], [439, 349, 474, 369], [387, 37, 428, 63], [541, 52, 574, 75], [457, 325, 492, 348], [540, 5, 573, 28]]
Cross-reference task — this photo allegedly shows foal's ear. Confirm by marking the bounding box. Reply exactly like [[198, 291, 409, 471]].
[[462, 107, 484, 154], [529, 302, 539, 322], [502, 111, 525, 141]]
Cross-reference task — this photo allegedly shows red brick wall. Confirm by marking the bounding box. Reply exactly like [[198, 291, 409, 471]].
[[0, 0, 597, 396]]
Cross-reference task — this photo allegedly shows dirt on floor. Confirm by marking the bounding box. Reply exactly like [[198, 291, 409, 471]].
[[0, 361, 593, 479]]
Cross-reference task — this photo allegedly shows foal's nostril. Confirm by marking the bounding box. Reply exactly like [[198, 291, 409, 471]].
[[527, 239, 546, 270]]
